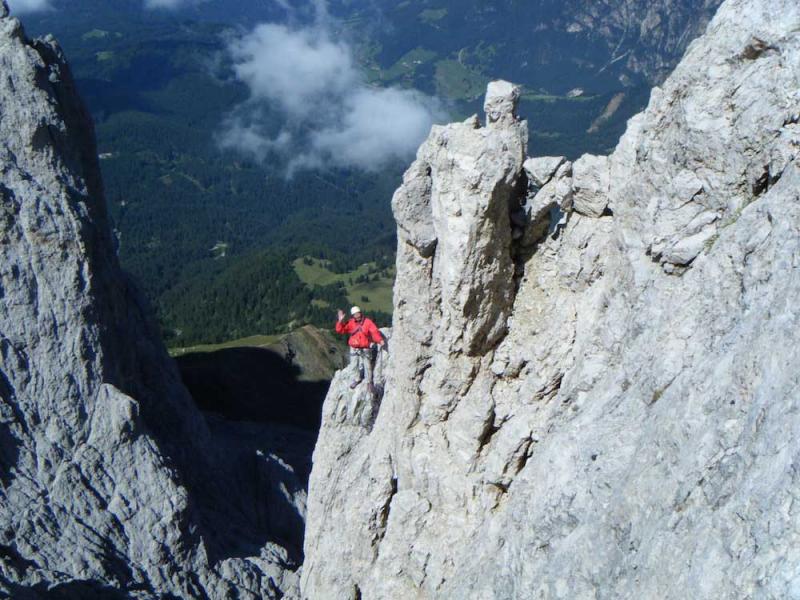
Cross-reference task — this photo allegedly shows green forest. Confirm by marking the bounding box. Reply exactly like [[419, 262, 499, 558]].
[[21, 1, 654, 347]]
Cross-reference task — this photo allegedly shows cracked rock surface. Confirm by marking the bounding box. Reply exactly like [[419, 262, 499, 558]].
[[302, 0, 800, 598], [0, 6, 305, 598]]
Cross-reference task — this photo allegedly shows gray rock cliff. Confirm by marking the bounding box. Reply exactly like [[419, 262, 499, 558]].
[[302, 0, 800, 597], [0, 5, 305, 598], [555, 0, 724, 83]]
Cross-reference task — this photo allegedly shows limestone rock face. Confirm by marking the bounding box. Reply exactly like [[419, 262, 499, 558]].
[[558, 0, 724, 83], [484, 80, 521, 127], [302, 0, 800, 598], [0, 8, 302, 598]]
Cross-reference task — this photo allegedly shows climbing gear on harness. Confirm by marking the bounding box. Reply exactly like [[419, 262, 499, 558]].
[[336, 315, 384, 349]]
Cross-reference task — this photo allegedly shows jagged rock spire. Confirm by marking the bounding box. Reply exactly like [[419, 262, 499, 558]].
[[304, 80, 530, 596], [0, 2, 8, 18], [484, 79, 521, 127]]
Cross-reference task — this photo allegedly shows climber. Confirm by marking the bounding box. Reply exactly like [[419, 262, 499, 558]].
[[335, 306, 385, 391]]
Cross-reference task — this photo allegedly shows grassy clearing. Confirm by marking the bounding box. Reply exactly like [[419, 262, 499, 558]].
[[435, 59, 488, 101], [521, 91, 596, 103], [292, 258, 372, 287], [83, 29, 110, 40], [419, 8, 448, 23], [348, 278, 394, 314], [293, 257, 395, 315], [169, 334, 282, 357], [381, 47, 438, 81]]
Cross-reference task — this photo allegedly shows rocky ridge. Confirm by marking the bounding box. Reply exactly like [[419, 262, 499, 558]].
[[0, 4, 305, 598], [302, 0, 800, 597], [554, 0, 724, 83], [1, 0, 798, 596]]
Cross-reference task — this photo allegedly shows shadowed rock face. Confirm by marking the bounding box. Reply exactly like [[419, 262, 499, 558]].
[[177, 346, 330, 430], [0, 5, 304, 598], [175, 325, 348, 432], [302, 0, 800, 598]]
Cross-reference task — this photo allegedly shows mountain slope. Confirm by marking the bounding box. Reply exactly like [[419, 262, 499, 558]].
[[0, 5, 303, 597], [302, 0, 800, 597], [349, 0, 722, 89], [11, 0, 725, 350]]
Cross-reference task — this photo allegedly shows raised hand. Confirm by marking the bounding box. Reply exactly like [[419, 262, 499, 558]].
[[337, 309, 345, 321]]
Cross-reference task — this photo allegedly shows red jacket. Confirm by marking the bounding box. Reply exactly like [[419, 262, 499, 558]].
[[336, 317, 384, 349]]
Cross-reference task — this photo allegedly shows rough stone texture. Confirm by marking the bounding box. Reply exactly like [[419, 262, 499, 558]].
[[302, 0, 800, 598], [572, 154, 610, 218], [523, 156, 566, 189], [484, 80, 521, 127], [557, 0, 724, 83], [0, 10, 303, 599]]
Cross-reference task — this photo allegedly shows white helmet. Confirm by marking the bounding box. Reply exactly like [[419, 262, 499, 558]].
[[350, 306, 362, 316]]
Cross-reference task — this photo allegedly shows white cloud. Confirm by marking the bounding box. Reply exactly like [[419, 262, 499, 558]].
[[305, 87, 441, 170], [229, 24, 357, 117], [220, 8, 444, 174], [6, 0, 51, 14]]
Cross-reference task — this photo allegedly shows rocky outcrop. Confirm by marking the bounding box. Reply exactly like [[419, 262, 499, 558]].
[[302, 0, 800, 597], [0, 5, 304, 598], [554, 0, 724, 84]]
